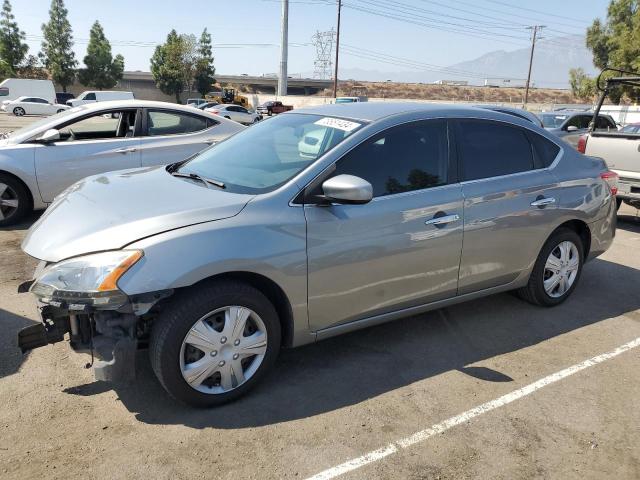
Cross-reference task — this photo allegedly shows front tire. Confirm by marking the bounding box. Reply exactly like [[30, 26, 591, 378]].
[[149, 280, 281, 407], [13, 107, 25, 116], [517, 228, 584, 307], [0, 173, 31, 226]]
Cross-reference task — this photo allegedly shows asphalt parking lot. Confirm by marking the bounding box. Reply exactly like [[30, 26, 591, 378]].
[[1, 114, 640, 479]]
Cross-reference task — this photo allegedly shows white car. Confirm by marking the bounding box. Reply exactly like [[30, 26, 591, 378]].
[[0, 100, 244, 225], [205, 104, 261, 125], [1, 96, 69, 116], [67, 91, 134, 107]]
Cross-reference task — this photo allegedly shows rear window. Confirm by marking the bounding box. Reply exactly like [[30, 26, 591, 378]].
[[456, 120, 534, 181], [529, 133, 560, 168]]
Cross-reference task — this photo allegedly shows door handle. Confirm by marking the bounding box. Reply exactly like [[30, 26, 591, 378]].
[[115, 147, 137, 154], [115, 148, 135, 154], [530, 197, 556, 207], [425, 214, 460, 226]]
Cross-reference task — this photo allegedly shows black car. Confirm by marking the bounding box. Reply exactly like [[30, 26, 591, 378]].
[[55, 92, 75, 105]]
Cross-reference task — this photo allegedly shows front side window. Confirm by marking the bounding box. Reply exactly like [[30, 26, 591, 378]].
[[332, 120, 449, 197], [83, 93, 96, 101], [595, 116, 615, 130], [58, 110, 137, 141], [456, 120, 534, 181], [147, 110, 209, 136], [565, 115, 591, 130], [179, 113, 363, 194]]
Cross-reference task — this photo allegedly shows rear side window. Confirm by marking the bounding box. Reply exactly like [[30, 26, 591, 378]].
[[334, 120, 449, 197], [456, 120, 534, 181], [147, 110, 209, 136], [595, 116, 615, 130], [529, 133, 560, 168]]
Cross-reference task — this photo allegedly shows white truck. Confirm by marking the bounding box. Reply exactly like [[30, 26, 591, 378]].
[[0, 78, 56, 104], [67, 90, 134, 107], [580, 70, 640, 210]]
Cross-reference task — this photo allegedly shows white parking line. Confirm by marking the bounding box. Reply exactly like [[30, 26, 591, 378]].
[[306, 336, 640, 480]]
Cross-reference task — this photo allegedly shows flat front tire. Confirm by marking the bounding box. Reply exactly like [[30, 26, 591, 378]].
[[149, 280, 281, 407], [517, 228, 584, 307]]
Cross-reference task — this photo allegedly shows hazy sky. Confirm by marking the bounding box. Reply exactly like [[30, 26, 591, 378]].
[[14, 0, 609, 80]]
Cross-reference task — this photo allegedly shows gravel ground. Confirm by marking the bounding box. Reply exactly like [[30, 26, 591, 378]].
[[0, 113, 639, 479]]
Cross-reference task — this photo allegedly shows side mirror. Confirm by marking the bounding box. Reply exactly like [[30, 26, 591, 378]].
[[36, 128, 60, 143], [566, 125, 579, 132], [321, 174, 373, 205]]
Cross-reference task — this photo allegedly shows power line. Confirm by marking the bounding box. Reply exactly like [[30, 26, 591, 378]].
[[482, 0, 592, 26], [342, 2, 532, 47]]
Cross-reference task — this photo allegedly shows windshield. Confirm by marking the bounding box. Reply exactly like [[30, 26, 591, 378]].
[[539, 113, 568, 128], [621, 124, 640, 134], [178, 113, 364, 194]]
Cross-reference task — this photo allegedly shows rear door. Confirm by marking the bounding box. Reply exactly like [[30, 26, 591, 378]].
[[34, 108, 141, 202], [305, 119, 464, 331], [454, 119, 563, 294], [139, 109, 219, 167]]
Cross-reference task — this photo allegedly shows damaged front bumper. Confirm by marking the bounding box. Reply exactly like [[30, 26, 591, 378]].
[[17, 280, 172, 382]]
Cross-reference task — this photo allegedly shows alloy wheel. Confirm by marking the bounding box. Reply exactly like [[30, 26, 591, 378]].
[[179, 306, 268, 394], [13, 107, 24, 116], [543, 241, 579, 298], [0, 182, 19, 221]]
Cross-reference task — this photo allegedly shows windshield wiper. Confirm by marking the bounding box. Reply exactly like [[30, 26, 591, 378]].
[[171, 171, 226, 189]]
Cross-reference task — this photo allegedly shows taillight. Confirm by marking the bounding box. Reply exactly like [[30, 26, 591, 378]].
[[577, 135, 587, 154], [601, 171, 618, 196]]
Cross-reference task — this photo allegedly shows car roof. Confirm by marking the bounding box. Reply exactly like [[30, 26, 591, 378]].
[[291, 101, 538, 125]]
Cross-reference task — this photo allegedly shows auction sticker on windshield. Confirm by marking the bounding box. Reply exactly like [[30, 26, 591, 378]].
[[314, 117, 361, 132]]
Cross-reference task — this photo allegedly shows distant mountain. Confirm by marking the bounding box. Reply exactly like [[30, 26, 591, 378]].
[[339, 35, 596, 89]]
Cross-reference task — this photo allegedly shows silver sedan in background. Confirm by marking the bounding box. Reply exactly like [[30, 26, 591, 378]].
[[0, 100, 244, 225]]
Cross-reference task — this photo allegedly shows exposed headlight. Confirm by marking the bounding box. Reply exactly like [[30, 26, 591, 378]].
[[30, 250, 143, 309]]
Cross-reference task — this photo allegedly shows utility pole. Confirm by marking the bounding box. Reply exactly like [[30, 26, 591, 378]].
[[524, 25, 544, 108], [332, 0, 342, 98], [278, 0, 289, 97]]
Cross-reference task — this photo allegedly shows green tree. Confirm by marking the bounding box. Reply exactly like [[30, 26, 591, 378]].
[[586, 0, 640, 103], [78, 21, 124, 90], [568, 68, 596, 100], [40, 0, 77, 92], [150, 30, 196, 103], [194, 28, 215, 97], [0, 0, 28, 74], [16, 55, 48, 79]]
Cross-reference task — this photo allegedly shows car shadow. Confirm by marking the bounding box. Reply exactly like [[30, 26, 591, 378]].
[[617, 209, 640, 233], [0, 210, 42, 232], [0, 308, 37, 379], [64, 257, 640, 428]]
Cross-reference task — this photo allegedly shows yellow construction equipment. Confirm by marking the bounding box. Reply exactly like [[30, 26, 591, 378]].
[[205, 87, 249, 108]]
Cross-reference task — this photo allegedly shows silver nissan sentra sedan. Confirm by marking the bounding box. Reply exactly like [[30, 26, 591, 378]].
[[19, 102, 617, 407]]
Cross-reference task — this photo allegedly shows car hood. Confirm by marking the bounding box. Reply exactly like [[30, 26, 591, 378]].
[[22, 166, 254, 262]]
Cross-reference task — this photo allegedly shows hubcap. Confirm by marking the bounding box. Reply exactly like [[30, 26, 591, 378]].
[[0, 182, 19, 221], [543, 241, 579, 298], [179, 306, 268, 394]]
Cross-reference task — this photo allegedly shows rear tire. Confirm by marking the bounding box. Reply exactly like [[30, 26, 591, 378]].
[[0, 173, 31, 227], [149, 280, 281, 407], [517, 228, 584, 307], [56, 109, 65, 113]]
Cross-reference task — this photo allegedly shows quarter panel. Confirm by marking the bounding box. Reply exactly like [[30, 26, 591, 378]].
[[0, 144, 44, 209]]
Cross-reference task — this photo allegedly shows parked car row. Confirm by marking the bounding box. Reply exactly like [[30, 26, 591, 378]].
[[13, 102, 617, 408]]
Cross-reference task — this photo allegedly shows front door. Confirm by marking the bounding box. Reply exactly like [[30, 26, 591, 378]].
[[453, 119, 564, 294], [34, 109, 141, 202], [305, 119, 464, 331]]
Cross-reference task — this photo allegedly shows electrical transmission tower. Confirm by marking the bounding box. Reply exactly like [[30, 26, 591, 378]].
[[311, 29, 335, 79]]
